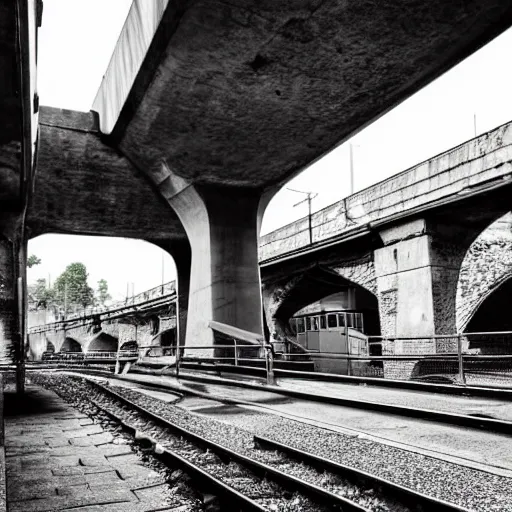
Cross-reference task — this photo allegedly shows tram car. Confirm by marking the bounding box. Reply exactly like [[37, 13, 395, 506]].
[[289, 290, 380, 374]]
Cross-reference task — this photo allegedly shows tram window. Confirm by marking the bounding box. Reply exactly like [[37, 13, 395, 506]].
[[355, 314, 363, 330], [320, 316, 326, 329], [311, 317, 319, 331], [346, 314, 354, 328], [296, 318, 305, 333], [327, 314, 337, 328], [338, 314, 345, 327], [306, 317, 311, 331]]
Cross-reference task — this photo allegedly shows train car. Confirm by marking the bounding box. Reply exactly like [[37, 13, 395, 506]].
[[287, 286, 381, 374], [291, 310, 369, 374]]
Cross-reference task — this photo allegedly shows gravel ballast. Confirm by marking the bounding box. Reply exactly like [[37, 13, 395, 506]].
[[31, 372, 512, 511]]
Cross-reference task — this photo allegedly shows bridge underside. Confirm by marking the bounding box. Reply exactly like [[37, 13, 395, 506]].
[[5, 0, 512, 359]]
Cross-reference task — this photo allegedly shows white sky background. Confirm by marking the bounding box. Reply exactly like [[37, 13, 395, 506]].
[[29, 0, 512, 301]]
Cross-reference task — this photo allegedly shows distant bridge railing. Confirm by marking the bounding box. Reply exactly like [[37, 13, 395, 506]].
[[66, 281, 176, 319], [28, 281, 177, 334], [41, 350, 139, 363]]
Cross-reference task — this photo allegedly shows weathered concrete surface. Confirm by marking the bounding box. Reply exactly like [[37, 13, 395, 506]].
[[95, 0, 512, 192], [162, 173, 264, 352], [28, 108, 186, 243], [0, 239, 16, 365], [375, 219, 469, 339], [0, 2, 23, 213]]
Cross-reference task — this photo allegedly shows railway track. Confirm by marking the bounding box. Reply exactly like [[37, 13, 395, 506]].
[[32, 372, 474, 512], [54, 366, 512, 436]]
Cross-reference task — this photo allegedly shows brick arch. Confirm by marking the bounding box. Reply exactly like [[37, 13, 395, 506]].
[[330, 259, 376, 295], [262, 262, 378, 339], [60, 337, 82, 353], [456, 213, 512, 332], [87, 332, 118, 352]]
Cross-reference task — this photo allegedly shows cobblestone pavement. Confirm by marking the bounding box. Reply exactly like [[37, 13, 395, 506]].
[[4, 385, 179, 512]]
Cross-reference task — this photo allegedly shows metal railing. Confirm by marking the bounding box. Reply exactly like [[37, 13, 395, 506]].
[[41, 350, 139, 363], [29, 281, 177, 333], [263, 331, 512, 387], [140, 342, 275, 385]]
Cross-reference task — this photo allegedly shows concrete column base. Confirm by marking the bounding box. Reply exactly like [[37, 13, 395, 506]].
[[160, 169, 264, 357], [375, 219, 467, 379]]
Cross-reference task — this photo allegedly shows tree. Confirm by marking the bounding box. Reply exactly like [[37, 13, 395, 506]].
[[27, 278, 54, 309], [96, 279, 111, 307], [27, 255, 41, 268], [53, 262, 94, 313]]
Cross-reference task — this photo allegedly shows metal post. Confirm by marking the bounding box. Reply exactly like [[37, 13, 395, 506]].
[[265, 347, 275, 385], [307, 193, 313, 244], [16, 276, 25, 394], [175, 342, 181, 379], [349, 143, 354, 195], [457, 334, 466, 385], [234, 338, 238, 366], [114, 328, 121, 375], [345, 316, 351, 376]]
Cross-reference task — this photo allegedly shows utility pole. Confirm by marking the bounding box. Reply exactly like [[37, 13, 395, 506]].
[[474, 113, 477, 138], [349, 143, 355, 195], [287, 188, 318, 244], [161, 253, 165, 294]]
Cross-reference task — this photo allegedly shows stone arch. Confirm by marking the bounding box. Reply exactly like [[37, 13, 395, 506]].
[[120, 341, 138, 351], [463, 277, 512, 356], [87, 332, 118, 352], [60, 337, 82, 353], [263, 264, 379, 339], [465, 277, 512, 334], [456, 213, 512, 332]]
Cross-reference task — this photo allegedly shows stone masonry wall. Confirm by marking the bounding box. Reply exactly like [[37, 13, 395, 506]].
[[457, 213, 512, 332]]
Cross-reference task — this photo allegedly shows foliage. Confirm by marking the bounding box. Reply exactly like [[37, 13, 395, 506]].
[[96, 279, 111, 306], [27, 278, 54, 309], [53, 262, 95, 313], [27, 254, 41, 268]]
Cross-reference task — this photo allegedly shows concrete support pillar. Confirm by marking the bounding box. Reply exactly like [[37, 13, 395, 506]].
[[170, 241, 191, 351], [375, 219, 466, 369], [375, 219, 465, 337], [0, 238, 16, 364], [161, 172, 263, 354]]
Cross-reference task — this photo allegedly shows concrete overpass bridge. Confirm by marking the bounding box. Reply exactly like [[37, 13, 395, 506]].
[[4, 1, 512, 376], [28, 117, 512, 363]]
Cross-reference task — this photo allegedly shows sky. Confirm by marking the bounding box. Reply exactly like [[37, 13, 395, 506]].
[[29, 0, 512, 301]]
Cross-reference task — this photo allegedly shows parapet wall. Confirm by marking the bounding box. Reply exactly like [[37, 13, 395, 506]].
[[260, 121, 512, 261]]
